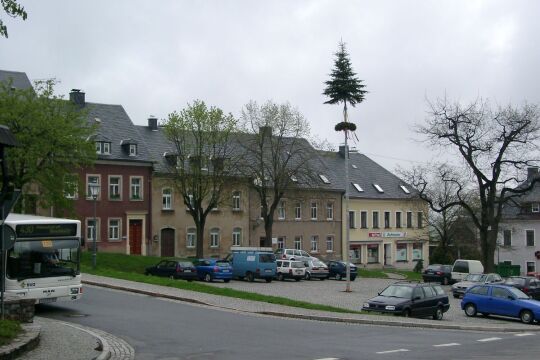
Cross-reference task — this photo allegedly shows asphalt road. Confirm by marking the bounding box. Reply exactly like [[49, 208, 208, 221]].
[[36, 285, 540, 360]]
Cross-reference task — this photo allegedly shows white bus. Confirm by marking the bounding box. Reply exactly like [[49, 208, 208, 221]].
[[2, 213, 82, 304]]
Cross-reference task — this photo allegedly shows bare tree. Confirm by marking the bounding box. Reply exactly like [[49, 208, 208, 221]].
[[163, 100, 238, 258], [239, 101, 320, 247], [411, 97, 540, 271]]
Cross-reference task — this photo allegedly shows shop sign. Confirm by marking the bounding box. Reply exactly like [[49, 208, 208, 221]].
[[368, 232, 406, 238]]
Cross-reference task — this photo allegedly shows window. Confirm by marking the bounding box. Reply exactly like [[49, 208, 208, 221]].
[[129, 144, 137, 156], [349, 211, 356, 229], [130, 177, 142, 200], [96, 141, 111, 155], [532, 203, 540, 213], [503, 229, 512, 246], [232, 191, 241, 210], [319, 174, 330, 184], [492, 287, 511, 299], [469, 286, 489, 296], [294, 202, 301, 220], [395, 212, 402, 228], [372, 211, 379, 228], [412, 287, 425, 300], [367, 244, 379, 263], [527, 262, 536, 274], [108, 219, 120, 240], [384, 211, 390, 228], [526, 230, 535, 246], [406, 212, 412, 228], [310, 236, 319, 252], [64, 174, 78, 199], [187, 194, 194, 209], [210, 228, 220, 247], [360, 211, 368, 229], [352, 183, 364, 192], [294, 236, 302, 250], [326, 202, 334, 220], [352, 247, 361, 263], [86, 175, 100, 199], [109, 176, 121, 200], [86, 219, 98, 241], [162, 188, 172, 210], [373, 183, 384, 193], [277, 236, 285, 249], [310, 202, 318, 220], [400, 185, 410, 194], [417, 212, 424, 228], [326, 235, 334, 252], [278, 201, 286, 220], [412, 243, 423, 260], [260, 203, 264, 219], [186, 228, 196, 248], [396, 244, 407, 261], [232, 228, 242, 246]]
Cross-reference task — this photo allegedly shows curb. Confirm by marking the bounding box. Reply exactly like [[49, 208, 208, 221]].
[[60, 321, 111, 360], [83, 279, 540, 333], [0, 323, 40, 360]]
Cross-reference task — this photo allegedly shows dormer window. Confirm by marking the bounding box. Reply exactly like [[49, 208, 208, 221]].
[[400, 185, 410, 194], [96, 141, 111, 155], [532, 203, 540, 213], [352, 183, 364, 192], [319, 174, 330, 184], [129, 144, 137, 156], [291, 175, 298, 183], [373, 183, 384, 193]]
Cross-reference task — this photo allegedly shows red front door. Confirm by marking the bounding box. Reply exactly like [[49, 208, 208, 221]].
[[129, 220, 143, 255]]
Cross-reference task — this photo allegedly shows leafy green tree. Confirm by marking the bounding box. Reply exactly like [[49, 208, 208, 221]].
[[163, 100, 238, 258], [1, 0, 27, 38], [0, 79, 96, 214]]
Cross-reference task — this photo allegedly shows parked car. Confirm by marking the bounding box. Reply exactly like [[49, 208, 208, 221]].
[[327, 261, 357, 281], [226, 247, 276, 282], [452, 273, 503, 298], [304, 258, 329, 280], [451, 259, 484, 282], [363, 281, 450, 320], [503, 276, 540, 300], [144, 259, 198, 281], [275, 260, 306, 281], [274, 248, 313, 262], [194, 259, 233, 283], [422, 264, 453, 285], [461, 284, 540, 324]]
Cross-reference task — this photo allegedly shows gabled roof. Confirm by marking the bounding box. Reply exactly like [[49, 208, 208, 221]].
[[501, 175, 540, 218], [0, 70, 33, 90]]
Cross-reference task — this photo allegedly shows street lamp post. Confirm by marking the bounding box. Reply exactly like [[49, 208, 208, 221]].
[[89, 183, 99, 269]]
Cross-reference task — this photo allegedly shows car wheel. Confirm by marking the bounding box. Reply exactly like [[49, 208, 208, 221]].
[[520, 310, 534, 324], [204, 273, 213, 282], [351, 277, 356, 282], [403, 309, 411, 318], [464, 303, 477, 317], [305, 272, 311, 280], [320, 277, 325, 281], [336, 273, 342, 281], [433, 307, 444, 320], [453, 294, 460, 299], [265, 278, 272, 283], [246, 272, 254, 282], [224, 279, 230, 283], [278, 273, 284, 281], [295, 278, 301, 282], [442, 277, 449, 285]]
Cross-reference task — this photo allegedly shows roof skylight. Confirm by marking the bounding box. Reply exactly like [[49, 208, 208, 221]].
[[352, 183, 364, 192], [400, 185, 410, 194], [373, 183, 384, 193], [291, 175, 298, 182], [351, 164, 358, 169], [319, 174, 331, 184]]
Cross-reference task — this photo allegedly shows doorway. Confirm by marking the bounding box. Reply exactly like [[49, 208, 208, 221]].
[[384, 243, 392, 266], [161, 228, 175, 257], [129, 220, 143, 255]]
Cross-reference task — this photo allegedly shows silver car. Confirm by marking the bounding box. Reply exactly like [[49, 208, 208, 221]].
[[304, 258, 329, 280], [452, 273, 503, 298], [274, 248, 313, 262]]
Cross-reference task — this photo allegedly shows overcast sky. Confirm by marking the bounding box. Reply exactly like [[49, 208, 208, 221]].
[[2, 0, 540, 171]]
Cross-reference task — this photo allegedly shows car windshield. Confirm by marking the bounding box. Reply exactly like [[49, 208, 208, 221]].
[[313, 260, 325, 267], [506, 277, 526, 286], [508, 287, 530, 299], [291, 261, 304, 268], [465, 274, 485, 282], [380, 285, 413, 299]]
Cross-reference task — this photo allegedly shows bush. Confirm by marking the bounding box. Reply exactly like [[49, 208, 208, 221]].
[[430, 246, 455, 265], [413, 259, 424, 273], [0, 320, 22, 346]]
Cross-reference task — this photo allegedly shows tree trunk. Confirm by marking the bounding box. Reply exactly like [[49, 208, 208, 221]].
[[479, 228, 496, 273], [264, 218, 273, 247], [196, 217, 206, 259]]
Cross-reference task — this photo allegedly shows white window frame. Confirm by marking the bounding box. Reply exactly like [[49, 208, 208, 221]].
[[186, 228, 196, 248], [210, 228, 220, 248], [395, 211, 402, 228], [294, 202, 301, 220], [108, 175, 122, 200], [278, 200, 286, 220], [64, 174, 78, 199], [384, 211, 391, 229], [130, 176, 143, 200], [232, 228, 242, 247], [129, 144, 137, 156], [349, 210, 356, 229], [277, 236, 285, 249], [526, 261, 536, 273], [360, 211, 368, 229], [86, 218, 100, 242], [372, 211, 380, 229], [532, 203, 540, 213], [108, 218, 121, 241], [406, 211, 413, 229], [326, 202, 334, 220], [232, 191, 241, 211], [86, 174, 101, 200], [162, 188, 172, 210], [310, 201, 318, 220], [326, 235, 334, 252], [310, 235, 319, 252], [294, 236, 302, 250]]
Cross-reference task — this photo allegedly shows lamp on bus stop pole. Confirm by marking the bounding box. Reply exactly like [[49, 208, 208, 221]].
[[89, 183, 99, 269]]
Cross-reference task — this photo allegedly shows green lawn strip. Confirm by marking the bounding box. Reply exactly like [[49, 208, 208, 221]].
[[82, 265, 363, 315], [390, 270, 423, 281], [357, 268, 389, 279], [0, 320, 22, 346]]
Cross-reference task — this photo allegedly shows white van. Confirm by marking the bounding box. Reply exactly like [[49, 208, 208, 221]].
[[451, 259, 484, 282]]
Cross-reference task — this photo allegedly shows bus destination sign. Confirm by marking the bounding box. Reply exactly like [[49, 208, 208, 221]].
[[16, 223, 78, 238]]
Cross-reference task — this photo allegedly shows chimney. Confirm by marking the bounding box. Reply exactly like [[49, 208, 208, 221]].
[[527, 167, 539, 181], [338, 145, 348, 158], [69, 89, 85, 107], [148, 116, 158, 131], [259, 126, 272, 139]]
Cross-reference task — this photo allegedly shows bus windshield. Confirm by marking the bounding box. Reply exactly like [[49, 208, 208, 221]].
[[6, 239, 80, 280]]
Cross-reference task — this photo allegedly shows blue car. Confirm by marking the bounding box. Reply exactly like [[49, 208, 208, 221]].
[[461, 284, 540, 324], [194, 259, 233, 283]]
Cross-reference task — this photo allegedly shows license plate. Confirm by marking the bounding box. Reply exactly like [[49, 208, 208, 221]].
[[295, 270, 302, 274], [222, 270, 229, 272], [265, 269, 272, 273], [39, 297, 57, 304]]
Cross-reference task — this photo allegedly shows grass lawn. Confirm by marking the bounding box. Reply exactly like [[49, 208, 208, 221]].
[[0, 320, 22, 346]]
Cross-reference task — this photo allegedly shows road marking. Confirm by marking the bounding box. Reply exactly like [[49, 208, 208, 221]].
[[376, 349, 409, 354], [514, 333, 534, 337], [477, 337, 502, 342], [314, 358, 340, 360], [433, 343, 460, 347]]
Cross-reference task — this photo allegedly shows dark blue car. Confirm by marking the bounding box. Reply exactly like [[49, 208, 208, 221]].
[[195, 259, 233, 283], [461, 284, 540, 324]]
